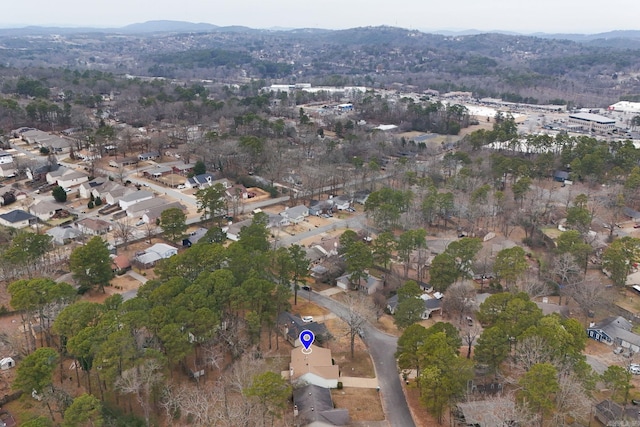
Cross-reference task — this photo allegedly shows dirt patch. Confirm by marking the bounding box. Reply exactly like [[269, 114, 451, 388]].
[[331, 388, 385, 422], [333, 350, 376, 378], [375, 314, 400, 337]]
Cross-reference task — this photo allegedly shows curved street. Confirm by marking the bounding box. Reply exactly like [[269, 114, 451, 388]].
[[308, 292, 416, 427]]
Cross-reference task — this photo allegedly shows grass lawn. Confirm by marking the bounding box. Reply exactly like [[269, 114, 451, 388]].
[[331, 388, 384, 421]]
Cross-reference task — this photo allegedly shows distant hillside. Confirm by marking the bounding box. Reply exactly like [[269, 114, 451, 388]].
[[119, 20, 218, 33]]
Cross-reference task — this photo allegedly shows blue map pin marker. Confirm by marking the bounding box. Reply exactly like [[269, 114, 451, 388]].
[[300, 329, 315, 351]]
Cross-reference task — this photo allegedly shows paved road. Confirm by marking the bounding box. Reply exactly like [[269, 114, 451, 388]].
[[308, 292, 416, 427]]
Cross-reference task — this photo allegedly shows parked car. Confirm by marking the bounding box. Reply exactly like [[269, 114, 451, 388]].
[[629, 364, 640, 375], [301, 286, 311, 291], [302, 316, 314, 323], [177, 184, 186, 190], [634, 224, 640, 229], [135, 220, 145, 226], [614, 347, 624, 355]]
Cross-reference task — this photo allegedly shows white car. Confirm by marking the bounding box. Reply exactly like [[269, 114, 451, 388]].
[[177, 184, 186, 190], [302, 316, 314, 323], [630, 365, 640, 375]]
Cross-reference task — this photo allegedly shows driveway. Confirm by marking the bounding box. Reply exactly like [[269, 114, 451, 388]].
[[308, 292, 416, 427]]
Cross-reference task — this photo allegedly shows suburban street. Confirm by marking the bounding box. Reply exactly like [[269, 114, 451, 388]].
[[308, 292, 416, 427]]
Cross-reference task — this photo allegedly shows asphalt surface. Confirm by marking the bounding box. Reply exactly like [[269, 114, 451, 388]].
[[308, 292, 416, 427]]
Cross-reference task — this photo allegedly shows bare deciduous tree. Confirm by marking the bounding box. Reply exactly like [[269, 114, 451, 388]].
[[565, 279, 612, 321], [442, 282, 476, 325], [342, 292, 376, 359], [113, 218, 134, 249], [116, 358, 164, 427]]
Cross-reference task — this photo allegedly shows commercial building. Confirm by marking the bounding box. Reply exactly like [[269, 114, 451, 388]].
[[567, 112, 616, 133]]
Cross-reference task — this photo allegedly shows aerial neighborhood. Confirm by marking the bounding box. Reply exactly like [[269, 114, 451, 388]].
[[1, 20, 640, 427]]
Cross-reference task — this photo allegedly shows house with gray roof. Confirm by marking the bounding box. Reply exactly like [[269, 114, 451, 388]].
[[387, 294, 442, 319], [280, 205, 309, 224], [29, 200, 61, 221], [46, 225, 82, 245], [186, 173, 216, 189], [119, 190, 154, 210], [0, 209, 37, 228], [0, 162, 16, 178], [277, 312, 331, 348], [587, 316, 640, 353], [142, 202, 187, 225], [293, 384, 350, 427]]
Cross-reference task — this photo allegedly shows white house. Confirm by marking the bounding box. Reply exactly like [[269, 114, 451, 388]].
[[0, 162, 16, 177], [186, 173, 216, 189], [0, 150, 13, 164], [225, 219, 252, 241], [57, 171, 89, 189], [119, 190, 154, 210], [289, 345, 339, 389], [280, 205, 309, 224], [29, 200, 61, 221], [135, 243, 178, 268]]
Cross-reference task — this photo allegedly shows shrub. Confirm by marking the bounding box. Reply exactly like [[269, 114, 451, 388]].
[[337, 382, 343, 389], [95, 197, 102, 206], [88, 201, 94, 209]]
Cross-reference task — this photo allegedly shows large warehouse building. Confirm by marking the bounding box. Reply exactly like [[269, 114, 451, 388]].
[[608, 101, 640, 114]]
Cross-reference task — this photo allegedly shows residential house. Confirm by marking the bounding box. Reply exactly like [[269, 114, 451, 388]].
[[587, 316, 640, 353], [186, 173, 216, 189], [289, 345, 339, 388], [353, 190, 371, 205], [336, 273, 383, 294], [386, 294, 442, 319], [111, 254, 131, 273], [553, 170, 570, 182], [280, 205, 309, 224], [182, 227, 208, 247], [624, 207, 640, 221], [138, 152, 160, 161], [277, 312, 331, 348], [46, 167, 70, 185], [172, 163, 194, 176], [109, 157, 138, 168], [118, 190, 154, 210], [145, 166, 173, 179], [595, 399, 640, 426], [225, 219, 252, 241], [331, 195, 351, 211], [125, 197, 168, 218], [26, 162, 58, 182], [0, 150, 13, 165], [0, 209, 37, 228], [57, 171, 89, 190], [78, 177, 108, 199], [46, 225, 82, 245], [134, 243, 178, 268], [0, 162, 16, 178], [142, 202, 187, 225], [75, 149, 101, 162], [29, 200, 61, 221], [283, 173, 302, 186], [226, 184, 248, 200], [267, 213, 290, 229], [45, 137, 73, 154], [101, 184, 131, 206], [293, 384, 350, 427], [309, 199, 334, 216], [75, 218, 112, 235]]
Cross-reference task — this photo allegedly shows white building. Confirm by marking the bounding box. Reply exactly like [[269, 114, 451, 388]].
[[568, 112, 616, 133], [0, 150, 14, 164]]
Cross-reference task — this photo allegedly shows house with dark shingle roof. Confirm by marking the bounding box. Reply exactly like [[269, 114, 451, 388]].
[[277, 312, 330, 347], [587, 316, 640, 353], [0, 209, 37, 228], [293, 384, 350, 426]]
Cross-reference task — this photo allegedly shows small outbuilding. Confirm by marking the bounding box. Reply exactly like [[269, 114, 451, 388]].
[[0, 357, 15, 370]]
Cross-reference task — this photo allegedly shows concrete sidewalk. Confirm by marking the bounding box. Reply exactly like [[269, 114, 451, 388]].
[[339, 376, 379, 388]]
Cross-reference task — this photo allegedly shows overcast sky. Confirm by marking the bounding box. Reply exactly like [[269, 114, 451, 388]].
[[3, 0, 639, 34]]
